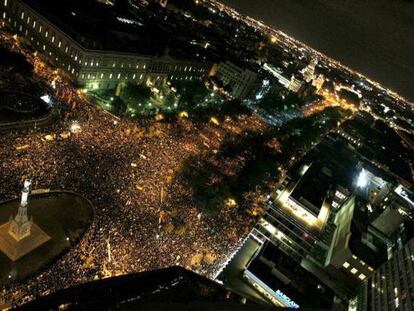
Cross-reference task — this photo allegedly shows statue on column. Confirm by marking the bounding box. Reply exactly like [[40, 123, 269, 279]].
[[8, 180, 33, 241], [0, 179, 50, 261]]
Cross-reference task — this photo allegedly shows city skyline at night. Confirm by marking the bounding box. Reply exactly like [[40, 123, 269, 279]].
[[0, 0, 413, 310]]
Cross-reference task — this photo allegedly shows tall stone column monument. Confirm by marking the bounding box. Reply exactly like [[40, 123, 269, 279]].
[[0, 180, 50, 261]]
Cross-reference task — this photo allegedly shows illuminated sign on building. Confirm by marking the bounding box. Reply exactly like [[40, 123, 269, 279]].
[[275, 289, 299, 309]]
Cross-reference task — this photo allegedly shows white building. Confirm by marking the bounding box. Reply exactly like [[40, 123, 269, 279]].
[[263, 63, 303, 93], [301, 57, 318, 83], [213, 61, 258, 99]]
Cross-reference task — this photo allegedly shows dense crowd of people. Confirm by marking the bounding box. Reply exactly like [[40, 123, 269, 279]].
[[0, 32, 266, 307]]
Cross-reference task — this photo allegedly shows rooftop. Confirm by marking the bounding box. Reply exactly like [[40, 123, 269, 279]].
[[20, 0, 172, 55], [246, 242, 334, 309], [17, 267, 276, 311], [290, 163, 333, 216]]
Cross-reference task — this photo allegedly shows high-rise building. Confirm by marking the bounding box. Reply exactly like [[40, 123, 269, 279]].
[[355, 237, 414, 311], [248, 135, 398, 302], [251, 161, 346, 262]]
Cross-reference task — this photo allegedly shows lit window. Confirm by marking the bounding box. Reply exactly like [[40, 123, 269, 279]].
[[117, 73, 121, 79], [4, 0, 8, 6], [351, 268, 358, 274], [58, 41, 61, 48], [21, 12, 24, 19], [45, 31, 48, 38], [358, 274, 366, 280], [343, 262, 350, 269], [51, 36, 55, 43], [109, 73, 113, 79], [33, 21, 36, 28], [100, 73, 104, 79], [39, 25, 42, 33]]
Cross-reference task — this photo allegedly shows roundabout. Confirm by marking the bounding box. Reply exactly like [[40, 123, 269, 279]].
[[0, 91, 57, 131], [0, 189, 94, 286]]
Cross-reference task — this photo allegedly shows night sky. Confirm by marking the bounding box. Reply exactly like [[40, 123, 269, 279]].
[[220, 0, 414, 101]]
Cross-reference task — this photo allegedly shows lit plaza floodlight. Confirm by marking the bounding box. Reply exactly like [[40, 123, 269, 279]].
[[357, 170, 368, 188], [69, 121, 82, 134]]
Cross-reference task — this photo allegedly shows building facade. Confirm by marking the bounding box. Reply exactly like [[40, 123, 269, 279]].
[[356, 238, 414, 311], [213, 61, 258, 99], [263, 63, 303, 93], [251, 162, 340, 262], [1, 0, 211, 90]]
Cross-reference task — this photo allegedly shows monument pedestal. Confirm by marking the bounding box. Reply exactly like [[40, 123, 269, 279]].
[[0, 222, 50, 261]]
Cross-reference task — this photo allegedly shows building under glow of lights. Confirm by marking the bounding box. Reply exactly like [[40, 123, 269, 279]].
[[262, 63, 303, 93], [355, 237, 414, 311], [210, 61, 258, 99], [247, 135, 406, 302], [301, 57, 318, 83], [251, 161, 349, 263], [0, 0, 211, 90]]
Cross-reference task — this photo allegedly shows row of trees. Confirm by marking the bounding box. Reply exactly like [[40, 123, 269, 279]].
[[111, 79, 230, 119], [178, 105, 351, 215]]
